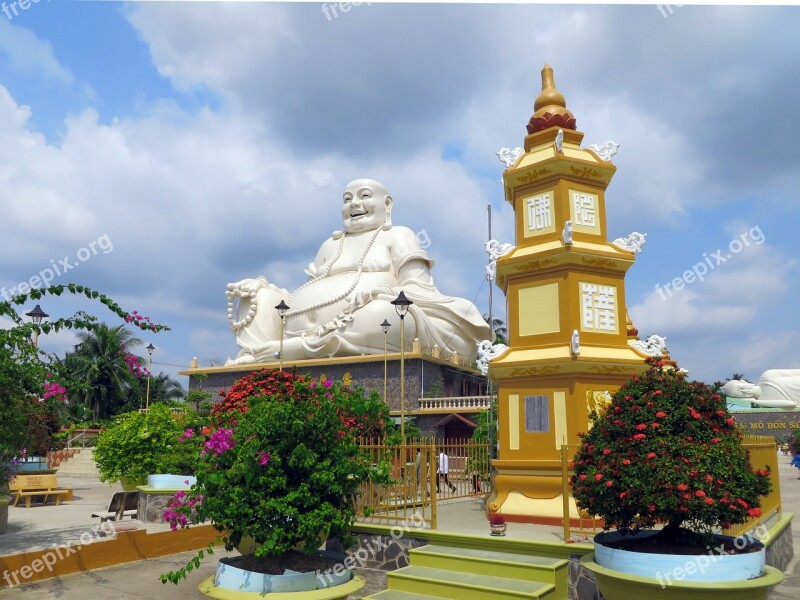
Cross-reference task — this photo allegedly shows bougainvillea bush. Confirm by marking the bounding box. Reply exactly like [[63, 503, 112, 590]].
[[571, 358, 771, 544], [161, 373, 391, 584], [212, 369, 390, 439]]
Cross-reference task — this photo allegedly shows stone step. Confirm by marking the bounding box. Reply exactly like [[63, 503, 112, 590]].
[[387, 566, 556, 600], [56, 449, 101, 478], [409, 545, 568, 586]]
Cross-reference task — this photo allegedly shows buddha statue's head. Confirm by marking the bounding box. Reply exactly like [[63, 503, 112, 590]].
[[341, 179, 393, 234]]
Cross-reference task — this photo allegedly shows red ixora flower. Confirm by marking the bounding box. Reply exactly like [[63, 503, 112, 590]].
[[594, 473, 603, 481], [622, 459, 631, 465], [647, 452, 656, 459], [655, 411, 667, 419], [747, 507, 761, 517], [632, 433, 646, 441], [695, 490, 706, 497]]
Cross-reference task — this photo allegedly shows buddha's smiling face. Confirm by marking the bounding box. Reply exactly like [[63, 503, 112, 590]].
[[341, 179, 392, 234]]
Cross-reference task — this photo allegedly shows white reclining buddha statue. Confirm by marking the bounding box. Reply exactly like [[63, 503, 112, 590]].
[[226, 179, 490, 364], [721, 370, 800, 409]]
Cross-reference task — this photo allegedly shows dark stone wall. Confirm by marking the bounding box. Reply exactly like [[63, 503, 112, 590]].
[[188, 357, 487, 415]]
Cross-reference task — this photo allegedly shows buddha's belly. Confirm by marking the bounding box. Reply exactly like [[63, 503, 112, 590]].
[[285, 271, 391, 334]]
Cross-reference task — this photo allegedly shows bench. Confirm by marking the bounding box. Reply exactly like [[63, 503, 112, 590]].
[[9, 474, 74, 508], [91, 491, 139, 522]]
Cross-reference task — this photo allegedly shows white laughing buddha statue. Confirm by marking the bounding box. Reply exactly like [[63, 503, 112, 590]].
[[226, 179, 490, 364]]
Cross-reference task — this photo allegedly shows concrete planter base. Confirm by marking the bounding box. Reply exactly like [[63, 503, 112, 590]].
[[199, 573, 364, 599], [581, 553, 783, 600]]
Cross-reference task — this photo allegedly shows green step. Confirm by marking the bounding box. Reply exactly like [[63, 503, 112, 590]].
[[368, 591, 443, 600], [409, 545, 569, 586], [387, 565, 556, 600]]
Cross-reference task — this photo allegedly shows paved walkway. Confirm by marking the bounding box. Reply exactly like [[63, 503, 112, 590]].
[[2, 457, 798, 598]]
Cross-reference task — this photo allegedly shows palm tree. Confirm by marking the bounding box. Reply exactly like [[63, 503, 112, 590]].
[[64, 324, 143, 420], [483, 314, 508, 344], [139, 372, 185, 405]]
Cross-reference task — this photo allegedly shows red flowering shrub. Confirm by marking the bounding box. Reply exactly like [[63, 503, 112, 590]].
[[571, 358, 771, 540], [212, 370, 305, 416], [212, 369, 389, 439]]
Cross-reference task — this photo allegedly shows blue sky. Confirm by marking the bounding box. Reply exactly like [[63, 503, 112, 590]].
[[0, 3, 798, 387]]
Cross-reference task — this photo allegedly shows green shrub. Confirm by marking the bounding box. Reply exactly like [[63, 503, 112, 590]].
[[93, 404, 203, 482]]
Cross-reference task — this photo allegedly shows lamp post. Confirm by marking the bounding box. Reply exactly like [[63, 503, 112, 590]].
[[275, 300, 290, 371], [380, 319, 391, 406], [25, 304, 49, 349], [391, 292, 413, 441], [145, 343, 155, 411]]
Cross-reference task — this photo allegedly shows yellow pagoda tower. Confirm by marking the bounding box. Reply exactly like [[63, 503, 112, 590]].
[[487, 65, 654, 523]]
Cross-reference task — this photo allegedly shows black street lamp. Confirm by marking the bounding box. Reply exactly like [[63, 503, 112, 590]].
[[391, 292, 413, 440], [145, 343, 156, 410], [275, 300, 290, 371], [25, 304, 49, 348], [380, 319, 391, 406]]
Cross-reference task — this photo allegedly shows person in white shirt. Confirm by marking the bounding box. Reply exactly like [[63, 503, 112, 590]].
[[437, 450, 456, 493]]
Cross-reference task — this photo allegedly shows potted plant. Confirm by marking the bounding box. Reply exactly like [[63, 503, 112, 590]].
[[160, 372, 391, 597], [572, 358, 783, 599], [489, 513, 506, 536], [93, 403, 203, 489]]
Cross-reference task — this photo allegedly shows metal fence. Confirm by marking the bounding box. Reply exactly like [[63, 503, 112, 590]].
[[355, 440, 438, 529], [354, 439, 492, 529]]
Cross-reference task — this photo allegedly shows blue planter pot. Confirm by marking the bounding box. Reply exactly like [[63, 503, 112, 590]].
[[147, 474, 196, 489], [594, 530, 765, 582]]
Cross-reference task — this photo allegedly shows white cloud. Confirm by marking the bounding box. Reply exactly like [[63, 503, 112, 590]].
[[0, 20, 73, 84], [3, 3, 799, 387]]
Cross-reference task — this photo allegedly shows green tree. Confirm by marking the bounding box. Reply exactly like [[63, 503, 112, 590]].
[[466, 401, 497, 491], [0, 283, 168, 489], [65, 323, 144, 419], [483, 314, 507, 344], [134, 372, 186, 407]]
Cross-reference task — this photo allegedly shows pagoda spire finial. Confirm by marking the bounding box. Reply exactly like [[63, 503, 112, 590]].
[[527, 64, 577, 135]]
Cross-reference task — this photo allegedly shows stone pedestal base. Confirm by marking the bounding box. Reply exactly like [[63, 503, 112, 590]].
[[136, 487, 182, 523]]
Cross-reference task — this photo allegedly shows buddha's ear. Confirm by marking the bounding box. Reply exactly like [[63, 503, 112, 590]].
[[383, 195, 393, 230]]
